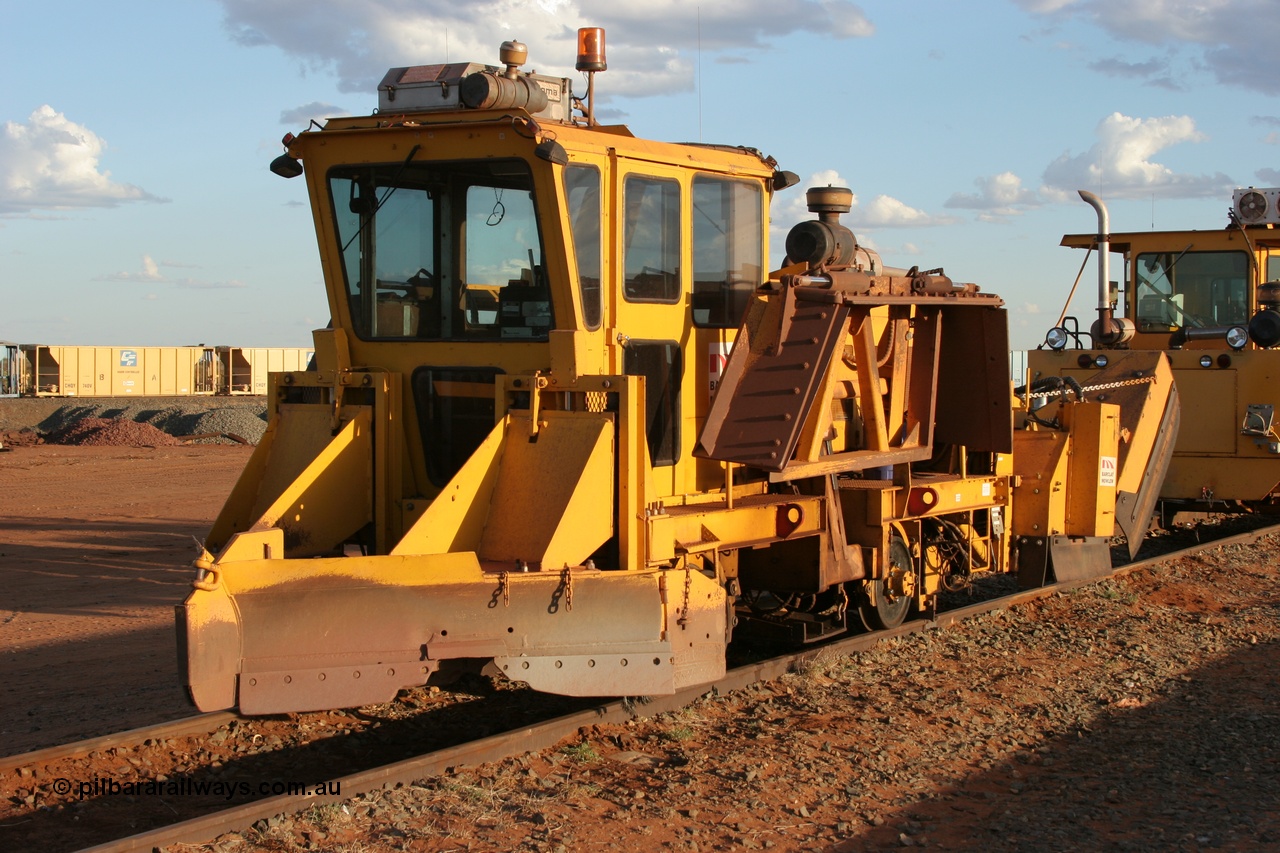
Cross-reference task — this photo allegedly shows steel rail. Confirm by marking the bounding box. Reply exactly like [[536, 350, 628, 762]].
[[73, 520, 1280, 852], [0, 713, 236, 777]]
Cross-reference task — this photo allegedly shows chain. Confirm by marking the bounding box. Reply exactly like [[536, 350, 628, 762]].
[[1078, 375, 1157, 394], [677, 567, 692, 628], [560, 566, 574, 612]]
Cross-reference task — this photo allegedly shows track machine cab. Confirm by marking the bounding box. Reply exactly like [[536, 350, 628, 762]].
[[178, 33, 1177, 716], [1030, 189, 1280, 524]]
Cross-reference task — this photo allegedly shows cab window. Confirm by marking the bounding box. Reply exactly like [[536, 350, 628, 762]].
[[692, 175, 763, 328], [623, 175, 681, 303], [565, 165, 603, 330], [1267, 254, 1280, 283], [329, 159, 550, 340], [1133, 250, 1248, 330]]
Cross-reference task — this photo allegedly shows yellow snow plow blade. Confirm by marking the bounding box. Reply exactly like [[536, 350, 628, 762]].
[[178, 403, 727, 714], [178, 531, 725, 714]]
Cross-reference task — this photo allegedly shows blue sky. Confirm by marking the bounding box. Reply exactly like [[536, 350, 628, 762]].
[[3, 0, 1278, 350]]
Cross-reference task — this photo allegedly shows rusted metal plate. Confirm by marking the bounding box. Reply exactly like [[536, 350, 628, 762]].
[[696, 288, 850, 470], [1018, 534, 1111, 589], [934, 305, 1013, 453], [1046, 535, 1113, 582], [238, 662, 433, 715]]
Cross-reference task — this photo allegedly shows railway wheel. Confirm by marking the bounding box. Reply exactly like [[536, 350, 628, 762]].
[[857, 535, 915, 631]]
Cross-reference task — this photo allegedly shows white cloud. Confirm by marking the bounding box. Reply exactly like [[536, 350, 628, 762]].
[[766, 170, 953, 268], [1256, 168, 1280, 184], [771, 169, 849, 226], [280, 102, 350, 126], [97, 255, 166, 283], [0, 106, 163, 215], [1017, 0, 1280, 95], [849, 195, 956, 228], [946, 172, 1040, 218], [217, 0, 874, 98], [97, 255, 245, 289], [139, 255, 162, 282], [772, 169, 955, 237], [1040, 112, 1234, 200]]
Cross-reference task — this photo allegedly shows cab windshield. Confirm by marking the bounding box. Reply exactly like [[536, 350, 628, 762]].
[[329, 159, 550, 341], [1133, 250, 1249, 330]]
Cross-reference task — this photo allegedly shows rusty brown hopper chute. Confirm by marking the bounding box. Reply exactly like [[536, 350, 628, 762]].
[[695, 267, 1012, 480]]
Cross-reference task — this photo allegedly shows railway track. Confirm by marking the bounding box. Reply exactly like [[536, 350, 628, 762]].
[[4, 518, 1277, 853]]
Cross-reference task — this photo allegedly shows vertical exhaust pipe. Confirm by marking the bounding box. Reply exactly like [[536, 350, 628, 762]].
[[1078, 190, 1109, 314], [1079, 190, 1132, 346]]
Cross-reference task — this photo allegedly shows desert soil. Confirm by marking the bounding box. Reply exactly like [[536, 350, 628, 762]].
[[1, 396, 264, 754], [1, 397, 1278, 852], [0, 443, 254, 753]]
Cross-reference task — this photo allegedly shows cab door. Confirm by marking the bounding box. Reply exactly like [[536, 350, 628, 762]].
[[609, 162, 767, 499], [610, 165, 688, 499]]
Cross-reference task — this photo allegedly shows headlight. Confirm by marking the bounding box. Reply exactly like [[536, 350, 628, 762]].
[[1200, 355, 1213, 368], [1045, 327, 1068, 350], [1227, 325, 1248, 350], [1094, 354, 1109, 368]]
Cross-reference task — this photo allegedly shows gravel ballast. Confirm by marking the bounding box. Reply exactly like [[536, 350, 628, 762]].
[[0, 396, 268, 446], [193, 538, 1279, 853]]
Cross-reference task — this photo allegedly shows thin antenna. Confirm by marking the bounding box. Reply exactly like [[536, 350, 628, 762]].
[[697, 8, 703, 143]]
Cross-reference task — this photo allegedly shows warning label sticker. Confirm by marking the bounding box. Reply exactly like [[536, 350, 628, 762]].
[[1100, 456, 1117, 488], [708, 342, 732, 398]]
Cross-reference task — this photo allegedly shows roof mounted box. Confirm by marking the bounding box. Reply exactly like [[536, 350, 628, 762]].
[[378, 63, 492, 113], [378, 64, 573, 122]]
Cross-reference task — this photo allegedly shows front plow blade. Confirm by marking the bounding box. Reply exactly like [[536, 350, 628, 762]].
[[179, 530, 726, 714]]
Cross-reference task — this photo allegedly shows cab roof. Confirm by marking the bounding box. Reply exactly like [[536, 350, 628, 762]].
[[1061, 226, 1280, 253]]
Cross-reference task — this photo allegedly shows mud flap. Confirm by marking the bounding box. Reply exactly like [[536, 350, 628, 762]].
[[1016, 535, 1112, 589]]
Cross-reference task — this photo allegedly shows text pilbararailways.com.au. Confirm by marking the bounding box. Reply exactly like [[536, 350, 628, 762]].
[[53, 777, 341, 801]]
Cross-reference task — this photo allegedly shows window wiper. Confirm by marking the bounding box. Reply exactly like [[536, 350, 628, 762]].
[[1138, 243, 1205, 328], [341, 144, 422, 254]]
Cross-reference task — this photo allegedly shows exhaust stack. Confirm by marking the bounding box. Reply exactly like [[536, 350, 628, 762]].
[[1080, 190, 1133, 346]]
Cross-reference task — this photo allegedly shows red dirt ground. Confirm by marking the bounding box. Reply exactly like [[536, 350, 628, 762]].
[[0, 444, 254, 755]]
